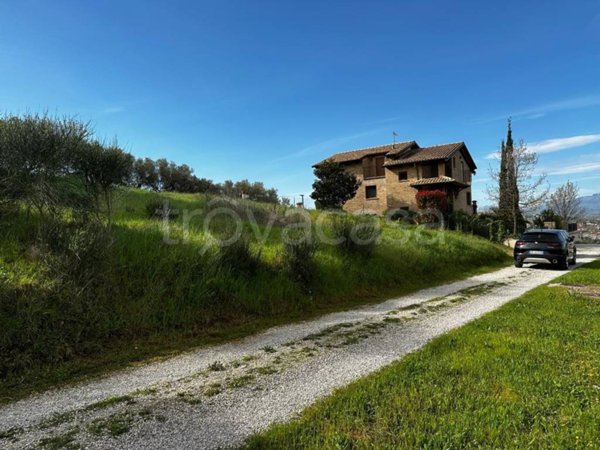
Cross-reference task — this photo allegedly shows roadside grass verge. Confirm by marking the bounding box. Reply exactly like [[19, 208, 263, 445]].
[[0, 188, 510, 403], [244, 260, 600, 449]]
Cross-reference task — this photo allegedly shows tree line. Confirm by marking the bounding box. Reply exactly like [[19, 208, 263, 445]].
[[0, 113, 280, 227], [131, 157, 279, 203]]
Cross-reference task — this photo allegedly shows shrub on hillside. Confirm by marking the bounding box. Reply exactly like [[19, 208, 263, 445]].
[[282, 238, 318, 292], [447, 211, 507, 243], [331, 214, 381, 257], [39, 218, 113, 286], [217, 237, 261, 277], [0, 218, 115, 376]]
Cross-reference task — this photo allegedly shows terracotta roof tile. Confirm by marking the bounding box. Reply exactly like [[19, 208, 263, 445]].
[[314, 141, 415, 166], [314, 140, 477, 171], [410, 176, 469, 187], [384, 142, 464, 166]]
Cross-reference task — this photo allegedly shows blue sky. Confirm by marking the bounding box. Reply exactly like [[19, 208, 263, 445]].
[[1, 0, 600, 207]]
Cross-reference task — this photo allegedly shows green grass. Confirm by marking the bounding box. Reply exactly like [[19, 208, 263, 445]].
[[88, 412, 134, 437], [228, 374, 255, 389], [85, 394, 135, 411], [0, 188, 510, 403], [243, 259, 600, 449], [39, 428, 80, 450]]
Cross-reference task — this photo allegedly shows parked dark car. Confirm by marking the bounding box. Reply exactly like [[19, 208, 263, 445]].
[[514, 229, 576, 270]]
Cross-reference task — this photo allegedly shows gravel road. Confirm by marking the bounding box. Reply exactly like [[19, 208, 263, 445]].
[[2, 245, 599, 449]]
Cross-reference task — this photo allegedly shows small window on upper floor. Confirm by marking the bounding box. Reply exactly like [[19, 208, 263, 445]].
[[398, 171, 408, 181], [365, 185, 377, 199]]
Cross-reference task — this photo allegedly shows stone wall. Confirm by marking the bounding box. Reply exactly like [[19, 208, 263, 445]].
[[342, 162, 388, 215], [384, 165, 419, 212]]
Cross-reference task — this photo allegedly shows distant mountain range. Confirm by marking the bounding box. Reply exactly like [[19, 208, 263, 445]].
[[580, 194, 600, 216]]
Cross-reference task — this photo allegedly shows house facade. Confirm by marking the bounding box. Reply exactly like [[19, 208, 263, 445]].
[[315, 141, 477, 215]]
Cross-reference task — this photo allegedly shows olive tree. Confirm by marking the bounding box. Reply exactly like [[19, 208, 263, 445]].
[[0, 113, 91, 217], [74, 141, 133, 228]]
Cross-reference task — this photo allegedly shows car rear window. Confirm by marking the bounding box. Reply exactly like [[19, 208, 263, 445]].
[[522, 232, 561, 243]]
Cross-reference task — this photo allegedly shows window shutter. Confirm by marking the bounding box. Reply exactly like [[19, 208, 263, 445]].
[[375, 156, 385, 177]]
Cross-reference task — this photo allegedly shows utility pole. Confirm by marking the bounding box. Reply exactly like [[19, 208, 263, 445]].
[[300, 194, 305, 208]]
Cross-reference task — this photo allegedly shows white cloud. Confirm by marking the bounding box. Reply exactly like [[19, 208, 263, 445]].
[[528, 134, 600, 154], [485, 134, 600, 159], [547, 162, 600, 176], [541, 152, 600, 176], [478, 93, 600, 123]]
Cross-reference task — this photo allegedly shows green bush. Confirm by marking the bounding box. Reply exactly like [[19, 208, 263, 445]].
[[448, 212, 506, 243], [331, 214, 381, 257], [282, 238, 318, 292], [217, 237, 261, 277], [39, 219, 112, 279], [0, 218, 115, 376]]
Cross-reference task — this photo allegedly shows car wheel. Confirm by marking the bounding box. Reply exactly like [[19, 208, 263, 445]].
[[558, 257, 569, 270], [569, 252, 577, 265], [514, 260, 523, 268]]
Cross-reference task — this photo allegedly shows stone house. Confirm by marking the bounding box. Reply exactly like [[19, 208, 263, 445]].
[[314, 141, 477, 215]]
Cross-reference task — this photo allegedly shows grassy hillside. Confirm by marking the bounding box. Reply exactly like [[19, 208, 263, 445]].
[[0, 188, 510, 401], [244, 260, 600, 449]]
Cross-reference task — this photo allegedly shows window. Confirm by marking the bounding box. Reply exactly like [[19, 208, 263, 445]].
[[444, 160, 452, 177], [375, 156, 385, 177], [398, 171, 408, 181], [522, 232, 561, 243], [421, 163, 439, 178], [362, 156, 385, 178], [466, 192, 471, 205], [365, 185, 377, 199]]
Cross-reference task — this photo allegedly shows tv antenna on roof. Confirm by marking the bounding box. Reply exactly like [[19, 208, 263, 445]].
[[392, 131, 398, 148]]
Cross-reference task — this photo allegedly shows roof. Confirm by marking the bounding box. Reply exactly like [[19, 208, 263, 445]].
[[523, 229, 563, 234], [410, 176, 469, 187], [313, 141, 416, 166], [384, 142, 466, 166], [314, 140, 477, 171]]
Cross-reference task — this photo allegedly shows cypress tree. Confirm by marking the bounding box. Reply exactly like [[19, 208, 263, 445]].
[[497, 118, 524, 234], [498, 138, 508, 216]]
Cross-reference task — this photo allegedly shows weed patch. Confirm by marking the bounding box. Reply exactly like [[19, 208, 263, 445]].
[[88, 412, 134, 437], [39, 428, 80, 450]]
